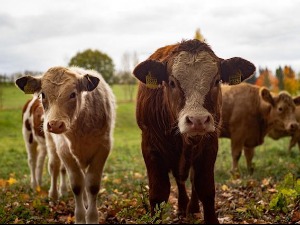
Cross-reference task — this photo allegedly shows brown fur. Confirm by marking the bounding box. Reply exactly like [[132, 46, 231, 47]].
[[134, 39, 256, 224], [268, 97, 300, 153], [220, 83, 300, 175], [21, 97, 49, 190]]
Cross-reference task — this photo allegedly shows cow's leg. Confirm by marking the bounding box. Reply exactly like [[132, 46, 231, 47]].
[[85, 146, 110, 224], [230, 140, 243, 178], [59, 148, 86, 224], [142, 148, 170, 216], [36, 143, 47, 188], [25, 140, 38, 189], [191, 144, 219, 224], [187, 169, 200, 214], [174, 179, 189, 216], [176, 149, 190, 216], [244, 147, 255, 175], [289, 135, 297, 153]]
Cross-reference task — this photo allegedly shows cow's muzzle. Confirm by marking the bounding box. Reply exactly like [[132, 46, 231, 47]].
[[183, 114, 215, 135]]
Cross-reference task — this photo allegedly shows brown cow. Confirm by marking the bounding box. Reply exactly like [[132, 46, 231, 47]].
[[16, 66, 116, 224], [268, 96, 300, 153], [22, 95, 68, 199], [133, 39, 255, 223], [220, 84, 300, 176]]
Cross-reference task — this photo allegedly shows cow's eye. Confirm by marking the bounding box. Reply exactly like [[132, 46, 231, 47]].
[[41, 92, 45, 99], [70, 92, 76, 99], [278, 107, 283, 112], [169, 80, 176, 88]]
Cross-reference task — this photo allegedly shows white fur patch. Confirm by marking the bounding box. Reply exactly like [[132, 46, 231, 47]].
[[172, 51, 218, 134]]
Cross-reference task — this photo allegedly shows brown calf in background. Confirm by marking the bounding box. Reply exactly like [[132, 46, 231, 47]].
[[220, 83, 300, 176], [268, 95, 300, 153]]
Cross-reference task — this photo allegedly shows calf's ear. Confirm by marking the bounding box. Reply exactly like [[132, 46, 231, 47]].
[[15, 76, 41, 94], [133, 59, 167, 89], [260, 87, 275, 106], [221, 57, 256, 85], [80, 74, 100, 92]]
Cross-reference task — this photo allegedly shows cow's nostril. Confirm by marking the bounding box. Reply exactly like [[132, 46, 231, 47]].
[[204, 116, 210, 124], [59, 123, 65, 130], [186, 116, 193, 125]]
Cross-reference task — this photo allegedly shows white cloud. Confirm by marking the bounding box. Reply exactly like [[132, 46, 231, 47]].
[[1, 0, 300, 75]]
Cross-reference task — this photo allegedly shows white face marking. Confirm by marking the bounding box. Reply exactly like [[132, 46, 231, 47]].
[[172, 51, 219, 135]]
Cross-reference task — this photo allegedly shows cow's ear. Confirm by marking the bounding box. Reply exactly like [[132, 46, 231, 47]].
[[15, 76, 41, 94], [221, 57, 256, 85], [133, 59, 167, 89], [260, 87, 275, 106], [293, 96, 300, 106], [80, 74, 100, 92]]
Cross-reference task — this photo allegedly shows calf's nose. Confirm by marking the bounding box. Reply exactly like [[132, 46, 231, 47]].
[[47, 120, 66, 134]]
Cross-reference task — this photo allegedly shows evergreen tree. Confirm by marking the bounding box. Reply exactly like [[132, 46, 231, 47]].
[[276, 66, 284, 90]]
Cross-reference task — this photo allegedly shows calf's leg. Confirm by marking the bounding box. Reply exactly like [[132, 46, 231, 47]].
[[59, 164, 68, 197], [59, 149, 86, 224], [25, 141, 38, 189], [85, 146, 110, 224], [36, 144, 47, 188], [46, 134, 61, 200]]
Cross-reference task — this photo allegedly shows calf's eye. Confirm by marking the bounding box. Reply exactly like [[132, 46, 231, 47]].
[[215, 79, 222, 86], [41, 92, 45, 99], [70, 92, 76, 99], [169, 80, 176, 88]]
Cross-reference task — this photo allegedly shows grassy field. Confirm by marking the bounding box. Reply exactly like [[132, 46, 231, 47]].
[[1, 83, 300, 223]]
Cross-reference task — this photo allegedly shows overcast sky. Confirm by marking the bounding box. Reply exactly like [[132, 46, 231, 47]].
[[1, 0, 300, 76]]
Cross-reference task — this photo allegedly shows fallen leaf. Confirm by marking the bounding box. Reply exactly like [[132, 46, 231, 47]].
[[7, 177, 17, 185]]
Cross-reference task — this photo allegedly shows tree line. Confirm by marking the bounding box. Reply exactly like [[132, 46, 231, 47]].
[[1, 48, 299, 99], [0, 49, 138, 104], [246, 65, 300, 95]]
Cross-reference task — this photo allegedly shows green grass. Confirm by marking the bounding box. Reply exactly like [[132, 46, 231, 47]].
[[1, 83, 299, 183], [1, 83, 300, 223]]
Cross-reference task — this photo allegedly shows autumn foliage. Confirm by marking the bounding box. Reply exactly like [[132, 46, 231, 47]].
[[255, 68, 279, 92], [255, 65, 299, 95]]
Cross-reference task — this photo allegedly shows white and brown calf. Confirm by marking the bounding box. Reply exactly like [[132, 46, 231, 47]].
[[22, 96, 47, 190], [22, 95, 68, 198], [16, 66, 116, 224]]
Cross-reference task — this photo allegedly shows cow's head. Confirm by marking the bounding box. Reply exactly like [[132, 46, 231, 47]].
[[133, 39, 255, 136], [15, 67, 100, 134], [260, 88, 300, 133]]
